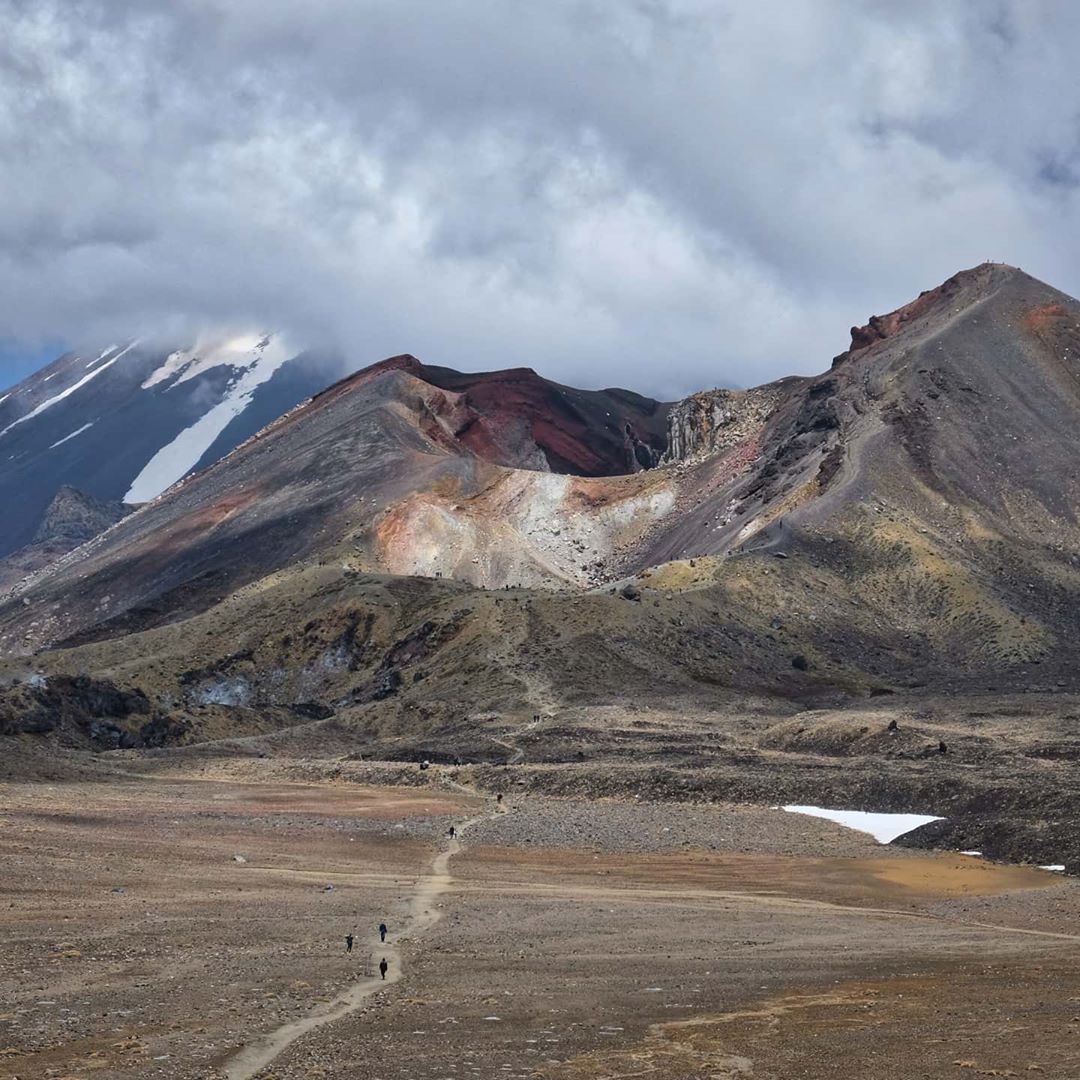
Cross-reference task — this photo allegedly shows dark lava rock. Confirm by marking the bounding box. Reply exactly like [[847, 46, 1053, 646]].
[[0, 673, 176, 750], [894, 814, 1078, 874], [288, 701, 336, 720]]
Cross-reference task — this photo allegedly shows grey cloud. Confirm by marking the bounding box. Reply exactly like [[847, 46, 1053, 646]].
[[0, 0, 1078, 398]]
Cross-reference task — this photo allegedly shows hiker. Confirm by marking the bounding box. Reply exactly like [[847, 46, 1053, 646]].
[[887, 719, 899, 733], [939, 740, 948, 754], [345, 933, 354, 953], [496, 793, 503, 804], [448, 825, 456, 839], [379, 922, 387, 942], [379, 957, 388, 980]]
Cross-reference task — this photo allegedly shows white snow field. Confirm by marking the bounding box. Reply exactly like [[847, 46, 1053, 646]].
[[124, 334, 291, 503], [780, 805, 943, 844]]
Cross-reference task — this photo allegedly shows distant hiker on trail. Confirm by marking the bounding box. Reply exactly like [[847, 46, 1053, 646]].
[[379, 922, 387, 942], [448, 825, 456, 839], [939, 740, 948, 754], [345, 933, 354, 953], [379, 957, 388, 980], [496, 793, 503, 804]]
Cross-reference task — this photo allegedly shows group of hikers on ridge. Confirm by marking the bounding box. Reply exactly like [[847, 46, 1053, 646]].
[[344, 923, 391, 979]]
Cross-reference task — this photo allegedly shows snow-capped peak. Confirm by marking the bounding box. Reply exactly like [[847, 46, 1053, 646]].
[[141, 332, 287, 390], [0, 341, 137, 440], [0, 332, 334, 566], [124, 332, 294, 504]]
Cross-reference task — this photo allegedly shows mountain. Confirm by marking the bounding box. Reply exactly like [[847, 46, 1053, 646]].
[[0, 351, 674, 643], [0, 335, 341, 561], [6, 262, 1080, 866], [3, 260, 1078, 683], [0, 343, 670, 584]]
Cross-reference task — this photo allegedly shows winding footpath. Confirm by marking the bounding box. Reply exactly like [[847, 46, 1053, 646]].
[[222, 804, 490, 1080]]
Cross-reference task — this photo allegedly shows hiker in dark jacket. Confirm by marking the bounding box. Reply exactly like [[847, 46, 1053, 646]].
[[379, 957, 388, 980], [345, 933, 354, 953], [379, 922, 387, 942]]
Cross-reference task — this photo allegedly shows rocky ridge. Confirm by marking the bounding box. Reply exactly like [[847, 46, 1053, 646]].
[[662, 382, 797, 463]]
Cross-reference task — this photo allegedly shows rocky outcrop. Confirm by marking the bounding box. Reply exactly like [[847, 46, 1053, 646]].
[[0, 486, 131, 591], [662, 384, 791, 463], [0, 674, 153, 746], [33, 486, 130, 546], [624, 423, 664, 471]]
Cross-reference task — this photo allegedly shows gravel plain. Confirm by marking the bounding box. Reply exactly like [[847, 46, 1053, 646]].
[[4, 767, 1080, 1080]]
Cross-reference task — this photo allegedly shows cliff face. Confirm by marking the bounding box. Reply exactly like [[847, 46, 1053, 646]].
[[662, 383, 795, 463]]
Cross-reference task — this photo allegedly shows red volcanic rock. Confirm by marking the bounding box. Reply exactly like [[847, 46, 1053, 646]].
[[300, 357, 669, 476], [835, 263, 1007, 365], [395, 362, 670, 476]]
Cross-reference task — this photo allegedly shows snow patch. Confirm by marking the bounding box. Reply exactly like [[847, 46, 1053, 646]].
[[0, 341, 137, 439], [780, 805, 943, 844], [48, 422, 94, 449], [85, 345, 119, 368], [1039, 864, 1066, 872], [0, 394, 9, 406], [141, 333, 281, 390], [124, 335, 292, 503]]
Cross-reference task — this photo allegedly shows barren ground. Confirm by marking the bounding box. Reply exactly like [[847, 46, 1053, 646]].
[[2, 763, 1080, 1080]]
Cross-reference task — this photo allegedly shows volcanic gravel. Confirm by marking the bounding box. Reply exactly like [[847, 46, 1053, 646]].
[[466, 794, 893, 858]]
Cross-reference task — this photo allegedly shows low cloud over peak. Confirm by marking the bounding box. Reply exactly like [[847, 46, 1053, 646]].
[[0, 1, 1077, 397]]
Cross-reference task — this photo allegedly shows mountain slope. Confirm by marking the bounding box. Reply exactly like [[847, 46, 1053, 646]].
[[0, 335, 340, 560], [3, 263, 1080, 721], [0, 343, 669, 585], [0, 357, 673, 647], [410, 358, 669, 473]]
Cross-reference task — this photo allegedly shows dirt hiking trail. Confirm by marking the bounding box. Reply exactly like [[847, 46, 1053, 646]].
[[222, 804, 490, 1080]]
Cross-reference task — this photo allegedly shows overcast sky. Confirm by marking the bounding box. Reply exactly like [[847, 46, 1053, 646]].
[[1, 1, 1078, 397]]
